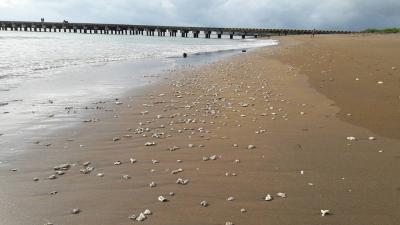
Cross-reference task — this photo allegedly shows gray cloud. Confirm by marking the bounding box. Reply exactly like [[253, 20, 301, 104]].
[[0, 0, 399, 31]]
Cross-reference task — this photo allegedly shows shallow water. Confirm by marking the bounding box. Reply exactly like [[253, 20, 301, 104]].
[[0, 31, 278, 155]]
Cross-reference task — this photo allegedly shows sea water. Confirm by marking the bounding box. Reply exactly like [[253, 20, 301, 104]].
[[0, 31, 278, 150]]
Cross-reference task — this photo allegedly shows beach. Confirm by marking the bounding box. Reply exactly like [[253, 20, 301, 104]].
[[1, 34, 400, 225]]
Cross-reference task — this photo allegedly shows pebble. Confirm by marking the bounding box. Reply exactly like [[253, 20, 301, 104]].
[[33, 177, 39, 182], [54, 163, 70, 171], [169, 192, 175, 196], [321, 209, 331, 216], [368, 136, 376, 140], [71, 208, 81, 214], [97, 173, 104, 177], [114, 161, 122, 165], [48, 175, 57, 180], [130, 158, 137, 163], [200, 200, 209, 207], [240, 208, 247, 213], [225, 222, 234, 225]]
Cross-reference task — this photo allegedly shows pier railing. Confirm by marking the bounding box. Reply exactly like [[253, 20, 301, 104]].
[[0, 21, 353, 39]]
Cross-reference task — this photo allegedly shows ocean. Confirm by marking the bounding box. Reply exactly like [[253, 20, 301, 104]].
[[0, 31, 278, 151]]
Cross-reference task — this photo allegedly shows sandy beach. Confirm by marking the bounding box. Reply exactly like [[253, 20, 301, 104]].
[[1, 34, 400, 225]]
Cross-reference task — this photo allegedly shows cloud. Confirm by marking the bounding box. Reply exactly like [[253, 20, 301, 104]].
[[0, 0, 399, 31]]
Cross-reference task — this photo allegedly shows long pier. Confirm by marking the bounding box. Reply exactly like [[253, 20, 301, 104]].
[[0, 20, 352, 39]]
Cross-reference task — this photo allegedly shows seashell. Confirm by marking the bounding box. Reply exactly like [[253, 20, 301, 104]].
[[149, 181, 157, 188], [368, 136, 376, 140], [122, 175, 131, 179], [136, 213, 146, 221], [240, 208, 247, 213], [277, 192, 287, 198], [188, 144, 195, 148], [265, 194, 273, 201], [158, 196, 168, 202], [209, 155, 217, 160], [200, 200, 209, 207], [169, 192, 175, 196], [234, 159, 240, 163], [152, 160, 159, 164], [33, 177, 39, 182], [114, 161, 122, 165], [130, 158, 137, 163], [233, 144, 238, 147], [71, 208, 80, 214], [321, 209, 330, 216], [97, 173, 104, 177], [248, 145, 256, 150]]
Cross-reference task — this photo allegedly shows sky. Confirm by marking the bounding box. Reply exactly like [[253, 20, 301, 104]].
[[0, 0, 399, 31]]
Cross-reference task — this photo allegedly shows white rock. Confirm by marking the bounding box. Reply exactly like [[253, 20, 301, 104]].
[[71, 208, 80, 214], [130, 158, 137, 163], [227, 196, 235, 201], [114, 161, 122, 165], [200, 200, 209, 207], [128, 214, 137, 220], [248, 145, 256, 150], [277, 192, 287, 198], [321, 209, 331, 216], [158, 196, 168, 202], [145, 142, 156, 146], [149, 181, 157, 188], [265, 194, 273, 201], [143, 209, 152, 215], [368, 136, 376, 140], [225, 222, 234, 225], [171, 168, 183, 174], [136, 213, 146, 221], [97, 173, 104, 177], [240, 208, 247, 213], [176, 178, 189, 185], [122, 174, 131, 179], [346, 136, 356, 141]]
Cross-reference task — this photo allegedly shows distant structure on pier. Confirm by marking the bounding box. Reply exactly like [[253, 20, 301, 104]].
[[0, 20, 353, 38]]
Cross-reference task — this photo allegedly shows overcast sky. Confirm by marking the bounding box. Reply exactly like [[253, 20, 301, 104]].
[[0, 0, 399, 31]]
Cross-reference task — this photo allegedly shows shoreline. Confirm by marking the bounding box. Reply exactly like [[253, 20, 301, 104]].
[[1, 34, 399, 225]]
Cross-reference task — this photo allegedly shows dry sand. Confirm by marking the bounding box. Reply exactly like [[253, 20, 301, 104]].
[[0, 34, 399, 225]]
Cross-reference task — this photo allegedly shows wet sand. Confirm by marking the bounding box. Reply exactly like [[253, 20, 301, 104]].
[[1, 34, 400, 225]]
